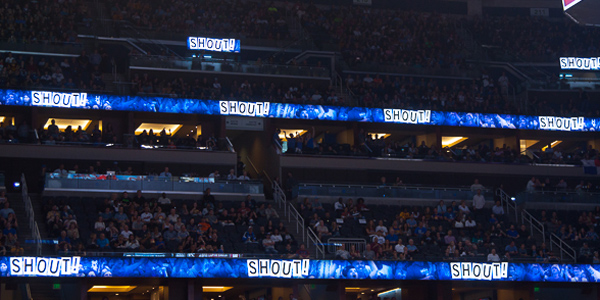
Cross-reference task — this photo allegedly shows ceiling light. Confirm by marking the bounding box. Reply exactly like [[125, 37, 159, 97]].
[[368, 132, 391, 139], [134, 123, 183, 135], [203, 287, 233, 293], [88, 286, 136, 293], [441, 136, 468, 147], [44, 118, 92, 131], [278, 129, 307, 140]]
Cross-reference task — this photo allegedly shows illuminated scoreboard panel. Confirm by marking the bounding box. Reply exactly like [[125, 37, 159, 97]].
[[1, 89, 599, 132], [2, 256, 600, 283]]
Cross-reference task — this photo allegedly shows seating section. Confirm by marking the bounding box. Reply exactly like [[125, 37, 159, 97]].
[[298, 197, 556, 262], [0, 194, 22, 255], [40, 194, 303, 257], [528, 208, 600, 263]]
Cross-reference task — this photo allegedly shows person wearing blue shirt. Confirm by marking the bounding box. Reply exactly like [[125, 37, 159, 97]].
[[414, 223, 428, 236], [96, 233, 110, 249], [406, 216, 417, 228], [444, 208, 456, 222], [159, 167, 172, 178], [505, 241, 518, 256], [506, 225, 520, 239], [385, 229, 399, 243], [436, 200, 447, 214], [242, 227, 257, 243]]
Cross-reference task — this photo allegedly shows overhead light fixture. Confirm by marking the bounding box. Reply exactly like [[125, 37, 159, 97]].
[[542, 140, 563, 151], [377, 288, 401, 298], [203, 287, 233, 293], [0, 116, 5, 123], [520, 139, 540, 152], [135, 123, 183, 135], [441, 136, 468, 147], [44, 118, 92, 131], [88, 286, 136, 293], [278, 129, 307, 141], [368, 132, 391, 139], [345, 287, 362, 291]]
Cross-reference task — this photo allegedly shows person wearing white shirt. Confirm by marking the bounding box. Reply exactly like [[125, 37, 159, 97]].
[[238, 171, 250, 181], [526, 177, 537, 192], [375, 220, 388, 235], [54, 164, 68, 176], [454, 219, 464, 228], [394, 240, 406, 254], [141, 208, 153, 223], [226, 169, 237, 180], [487, 249, 501, 262], [470, 179, 484, 192], [158, 193, 171, 205], [120, 225, 133, 239], [465, 217, 477, 228], [271, 230, 283, 244], [334, 198, 345, 211], [458, 200, 471, 215], [492, 201, 505, 215], [472, 189, 485, 210]]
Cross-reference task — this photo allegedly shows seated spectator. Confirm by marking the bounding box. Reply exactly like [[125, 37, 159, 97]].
[[505, 241, 518, 256], [394, 240, 406, 259], [487, 249, 501, 262], [492, 201, 505, 215], [362, 244, 376, 260], [265, 204, 279, 219], [242, 227, 257, 243], [263, 234, 278, 254], [296, 244, 309, 258], [505, 225, 520, 239], [406, 239, 418, 256], [465, 216, 476, 228]]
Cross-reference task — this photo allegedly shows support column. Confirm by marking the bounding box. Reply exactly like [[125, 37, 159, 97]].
[[435, 282, 452, 300], [168, 279, 187, 300], [337, 281, 346, 300], [435, 127, 442, 149], [187, 279, 203, 300]]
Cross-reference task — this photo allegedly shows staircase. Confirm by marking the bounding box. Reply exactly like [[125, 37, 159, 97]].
[[7, 193, 35, 254]]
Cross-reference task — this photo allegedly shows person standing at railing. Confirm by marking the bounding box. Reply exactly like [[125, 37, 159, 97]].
[[472, 189, 485, 212]]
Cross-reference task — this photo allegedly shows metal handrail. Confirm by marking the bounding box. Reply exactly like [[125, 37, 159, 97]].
[[496, 188, 519, 223], [287, 200, 305, 244], [498, 188, 578, 263], [520, 209, 546, 245], [225, 137, 235, 153], [21, 174, 42, 255], [303, 182, 493, 193], [550, 233, 577, 262], [307, 227, 325, 259]]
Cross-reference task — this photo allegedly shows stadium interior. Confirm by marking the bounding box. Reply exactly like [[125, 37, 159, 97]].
[[0, 0, 600, 299]]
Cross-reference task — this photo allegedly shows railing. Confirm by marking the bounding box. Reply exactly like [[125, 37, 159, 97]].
[[129, 55, 331, 78], [516, 190, 600, 204], [21, 174, 42, 255], [498, 188, 577, 263], [299, 183, 494, 201], [45, 174, 263, 194], [326, 238, 367, 255], [273, 181, 325, 258], [549, 233, 577, 262], [307, 227, 325, 259], [496, 188, 519, 224], [520, 209, 546, 245]]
